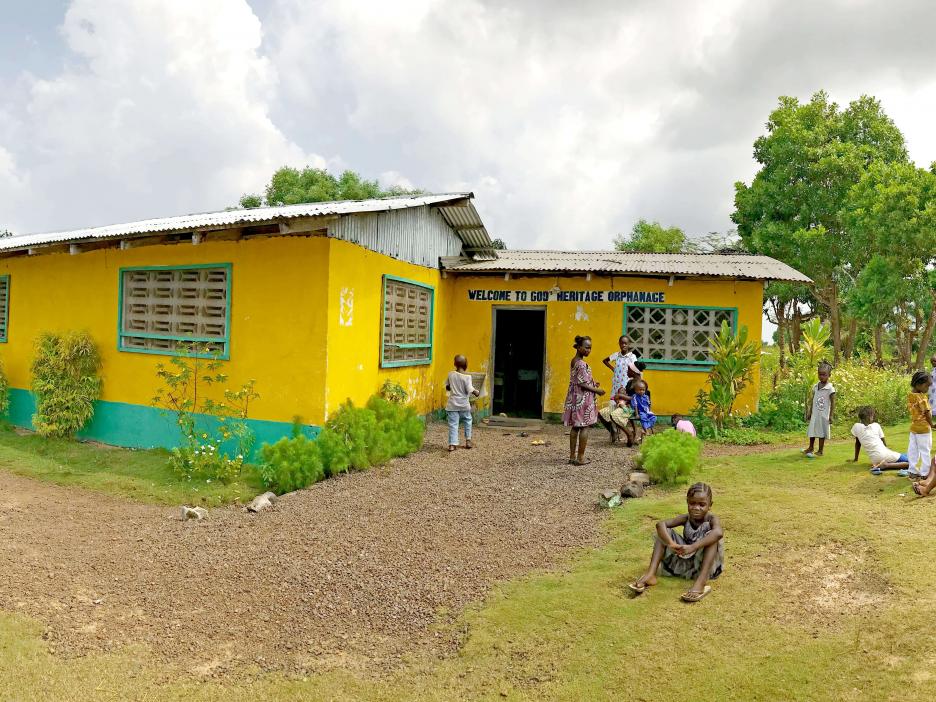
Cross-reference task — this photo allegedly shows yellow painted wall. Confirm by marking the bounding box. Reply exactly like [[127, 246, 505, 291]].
[[0, 236, 331, 424], [442, 274, 764, 417], [323, 238, 446, 418]]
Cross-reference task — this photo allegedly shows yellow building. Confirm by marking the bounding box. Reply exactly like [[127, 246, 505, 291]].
[[0, 194, 808, 451]]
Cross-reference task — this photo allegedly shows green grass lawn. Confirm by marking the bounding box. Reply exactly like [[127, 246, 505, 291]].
[[0, 427, 265, 505], [2, 425, 933, 701]]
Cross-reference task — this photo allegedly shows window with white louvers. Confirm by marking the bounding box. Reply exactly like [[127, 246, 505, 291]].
[[0, 275, 9, 342], [624, 304, 735, 367], [119, 265, 230, 357], [381, 276, 434, 367]]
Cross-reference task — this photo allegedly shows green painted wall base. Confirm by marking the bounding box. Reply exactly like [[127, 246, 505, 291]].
[[7, 388, 319, 459]]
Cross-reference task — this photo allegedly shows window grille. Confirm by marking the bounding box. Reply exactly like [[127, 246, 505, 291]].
[[624, 305, 734, 365], [119, 266, 230, 356], [0, 276, 9, 342], [381, 277, 433, 367]]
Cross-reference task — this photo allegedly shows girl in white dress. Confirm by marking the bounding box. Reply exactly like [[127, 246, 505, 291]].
[[803, 361, 835, 458]]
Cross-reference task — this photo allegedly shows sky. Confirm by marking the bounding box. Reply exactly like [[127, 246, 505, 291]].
[[2, 0, 936, 258]]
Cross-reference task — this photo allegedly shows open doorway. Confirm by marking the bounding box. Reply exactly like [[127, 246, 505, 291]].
[[492, 307, 546, 418]]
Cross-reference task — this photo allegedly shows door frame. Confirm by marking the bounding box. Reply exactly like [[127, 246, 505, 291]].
[[490, 305, 547, 418]]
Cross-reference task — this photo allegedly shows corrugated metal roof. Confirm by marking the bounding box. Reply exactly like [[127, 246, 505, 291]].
[[440, 250, 812, 282], [0, 192, 494, 253]]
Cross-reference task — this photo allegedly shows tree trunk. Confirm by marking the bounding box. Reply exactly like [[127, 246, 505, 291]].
[[828, 282, 842, 365], [775, 302, 788, 370], [915, 294, 936, 370], [791, 309, 802, 354], [874, 325, 883, 366], [842, 317, 857, 360]]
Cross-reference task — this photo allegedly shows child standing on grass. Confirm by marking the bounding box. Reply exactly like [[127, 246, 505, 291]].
[[803, 361, 835, 458], [563, 335, 605, 465], [445, 355, 480, 452], [628, 482, 724, 602], [907, 370, 934, 484]]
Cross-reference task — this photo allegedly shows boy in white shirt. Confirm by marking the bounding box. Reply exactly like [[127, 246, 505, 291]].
[[446, 355, 480, 452], [850, 406, 909, 475]]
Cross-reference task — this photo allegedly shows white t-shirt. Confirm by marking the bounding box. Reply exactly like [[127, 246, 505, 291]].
[[446, 370, 475, 412], [850, 422, 901, 465]]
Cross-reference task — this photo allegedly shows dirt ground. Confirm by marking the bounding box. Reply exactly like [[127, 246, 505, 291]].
[[0, 422, 641, 678]]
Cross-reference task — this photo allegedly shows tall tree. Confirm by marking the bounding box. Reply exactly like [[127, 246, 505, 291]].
[[239, 167, 421, 208], [733, 92, 909, 363], [615, 219, 689, 253]]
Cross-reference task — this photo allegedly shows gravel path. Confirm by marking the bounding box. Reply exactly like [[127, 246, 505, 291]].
[[0, 423, 633, 677]]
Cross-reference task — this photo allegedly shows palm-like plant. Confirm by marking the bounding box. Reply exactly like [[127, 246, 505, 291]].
[[799, 317, 831, 368], [706, 322, 761, 431]]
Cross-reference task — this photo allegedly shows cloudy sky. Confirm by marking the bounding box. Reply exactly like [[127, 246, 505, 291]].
[[2, 0, 936, 252]]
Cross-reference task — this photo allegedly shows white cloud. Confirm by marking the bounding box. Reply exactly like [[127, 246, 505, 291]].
[[0, 0, 316, 233]]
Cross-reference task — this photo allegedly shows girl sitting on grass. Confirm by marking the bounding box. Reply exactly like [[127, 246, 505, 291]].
[[849, 406, 909, 475], [628, 482, 724, 602]]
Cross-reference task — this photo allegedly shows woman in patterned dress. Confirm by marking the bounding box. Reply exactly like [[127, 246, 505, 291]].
[[563, 335, 605, 465]]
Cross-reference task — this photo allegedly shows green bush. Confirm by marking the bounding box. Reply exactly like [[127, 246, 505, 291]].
[[634, 429, 701, 485], [258, 428, 325, 493], [257, 395, 426, 494], [30, 331, 102, 438], [0, 356, 9, 418]]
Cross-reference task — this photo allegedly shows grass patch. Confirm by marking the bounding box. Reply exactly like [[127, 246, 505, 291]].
[[0, 427, 264, 505], [2, 425, 933, 700]]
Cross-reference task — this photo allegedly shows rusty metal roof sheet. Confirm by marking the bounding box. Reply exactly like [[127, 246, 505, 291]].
[[1, 192, 494, 253], [440, 250, 811, 282]]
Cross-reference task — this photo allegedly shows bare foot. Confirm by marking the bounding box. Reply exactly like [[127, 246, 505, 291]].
[[448, 445, 456, 452]]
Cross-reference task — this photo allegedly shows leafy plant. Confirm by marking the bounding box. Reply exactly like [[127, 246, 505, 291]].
[[701, 322, 760, 432], [0, 356, 9, 417], [800, 318, 831, 368], [30, 331, 102, 438], [379, 380, 409, 404], [258, 423, 325, 494], [151, 343, 259, 483], [634, 430, 701, 485]]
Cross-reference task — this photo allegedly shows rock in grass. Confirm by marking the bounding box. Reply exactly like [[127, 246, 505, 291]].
[[180, 506, 208, 521], [628, 471, 651, 487], [620, 482, 644, 499], [246, 492, 278, 513], [599, 489, 622, 509]]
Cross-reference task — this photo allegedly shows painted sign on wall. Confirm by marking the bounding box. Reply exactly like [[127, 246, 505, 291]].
[[467, 290, 666, 303]]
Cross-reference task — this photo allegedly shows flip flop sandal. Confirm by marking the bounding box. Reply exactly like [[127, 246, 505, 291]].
[[870, 467, 882, 476], [627, 581, 647, 594], [448, 446, 456, 452], [898, 469, 910, 477], [680, 585, 712, 603], [804, 452, 816, 459]]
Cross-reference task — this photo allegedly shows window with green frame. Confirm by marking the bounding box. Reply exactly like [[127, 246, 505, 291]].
[[623, 304, 736, 367], [381, 276, 434, 367], [118, 264, 231, 357]]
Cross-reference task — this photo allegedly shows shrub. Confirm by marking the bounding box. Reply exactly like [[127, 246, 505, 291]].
[[378, 380, 408, 403], [257, 395, 426, 494], [31, 331, 102, 438], [703, 322, 760, 430], [152, 343, 259, 483], [634, 429, 701, 485], [258, 425, 325, 493], [0, 356, 9, 417]]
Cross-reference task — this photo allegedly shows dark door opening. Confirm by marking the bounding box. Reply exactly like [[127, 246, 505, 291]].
[[492, 308, 546, 418]]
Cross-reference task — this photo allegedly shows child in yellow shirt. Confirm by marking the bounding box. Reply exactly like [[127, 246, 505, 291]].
[[908, 371, 935, 492]]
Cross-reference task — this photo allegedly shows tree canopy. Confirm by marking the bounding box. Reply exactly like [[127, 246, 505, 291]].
[[736, 91, 936, 368], [614, 219, 689, 253], [238, 167, 422, 209]]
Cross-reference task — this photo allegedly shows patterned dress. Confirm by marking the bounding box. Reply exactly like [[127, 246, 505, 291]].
[[658, 518, 724, 580], [562, 358, 598, 428]]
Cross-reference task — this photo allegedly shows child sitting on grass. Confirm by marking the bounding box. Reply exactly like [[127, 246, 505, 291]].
[[849, 406, 908, 475], [628, 482, 723, 602], [445, 355, 480, 452]]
